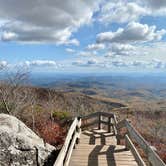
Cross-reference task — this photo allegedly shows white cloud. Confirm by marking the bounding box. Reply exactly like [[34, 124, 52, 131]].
[[87, 43, 105, 50], [104, 52, 114, 58], [78, 51, 97, 56], [97, 22, 166, 44], [0, 61, 8, 69], [72, 60, 96, 67], [98, 0, 166, 24], [110, 59, 165, 69], [0, 0, 102, 44], [111, 60, 130, 67], [72, 58, 108, 68], [1, 32, 17, 41], [66, 48, 76, 53], [25, 60, 58, 68], [99, 1, 148, 24], [143, 0, 166, 16], [109, 43, 136, 56], [145, 0, 166, 10], [151, 59, 166, 69]]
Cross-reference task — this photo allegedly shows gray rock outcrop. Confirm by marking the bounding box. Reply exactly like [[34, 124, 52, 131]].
[[0, 114, 56, 166]]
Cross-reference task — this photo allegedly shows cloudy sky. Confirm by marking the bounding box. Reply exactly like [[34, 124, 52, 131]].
[[1, 0, 166, 73]]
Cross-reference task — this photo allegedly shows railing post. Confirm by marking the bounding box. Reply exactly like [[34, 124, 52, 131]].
[[125, 135, 130, 150], [108, 117, 111, 133], [116, 134, 121, 145], [98, 113, 101, 130], [76, 117, 81, 144], [73, 129, 77, 149], [112, 118, 116, 135]]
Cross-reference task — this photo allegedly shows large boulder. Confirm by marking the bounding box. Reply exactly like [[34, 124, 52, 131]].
[[0, 114, 56, 166]]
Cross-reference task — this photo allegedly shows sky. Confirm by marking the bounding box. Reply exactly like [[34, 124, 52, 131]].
[[0, 0, 166, 74]]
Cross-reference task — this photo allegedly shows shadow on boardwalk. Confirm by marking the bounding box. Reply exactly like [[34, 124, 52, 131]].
[[83, 129, 115, 145], [88, 145, 116, 166]]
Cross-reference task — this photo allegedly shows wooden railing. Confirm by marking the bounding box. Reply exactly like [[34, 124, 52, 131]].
[[54, 117, 81, 166], [54, 112, 165, 166], [82, 112, 115, 133], [82, 112, 165, 166], [116, 119, 165, 166]]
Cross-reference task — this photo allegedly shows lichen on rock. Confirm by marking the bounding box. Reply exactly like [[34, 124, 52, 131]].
[[0, 114, 56, 166]]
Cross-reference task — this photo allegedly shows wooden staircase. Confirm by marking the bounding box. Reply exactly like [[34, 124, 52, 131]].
[[69, 129, 138, 166], [54, 112, 165, 166]]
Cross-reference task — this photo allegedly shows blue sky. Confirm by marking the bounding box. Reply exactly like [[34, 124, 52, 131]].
[[0, 0, 166, 73]]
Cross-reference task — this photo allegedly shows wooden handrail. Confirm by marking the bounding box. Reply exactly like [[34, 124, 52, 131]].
[[116, 119, 165, 166], [81, 112, 99, 120], [125, 135, 146, 166], [54, 112, 165, 166], [54, 117, 81, 166]]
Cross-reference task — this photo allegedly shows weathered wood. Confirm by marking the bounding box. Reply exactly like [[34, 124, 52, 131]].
[[69, 129, 138, 166], [112, 115, 118, 135], [54, 118, 81, 166], [55, 112, 165, 166], [64, 132, 81, 166], [82, 119, 98, 128], [100, 120, 113, 126], [125, 135, 146, 166], [100, 112, 114, 118], [113, 114, 118, 126], [124, 121, 165, 166], [112, 115, 121, 144], [82, 112, 99, 120], [108, 117, 111, 133], [76, 119, 82, 144], [113, 115, 165, 166], [98, 113, 101, 130]]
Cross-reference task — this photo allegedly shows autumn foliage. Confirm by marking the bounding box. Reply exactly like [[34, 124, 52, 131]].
[[36, 119, 66, 147]]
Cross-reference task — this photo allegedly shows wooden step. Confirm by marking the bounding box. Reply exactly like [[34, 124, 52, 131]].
[[69, 129, 138, 166]]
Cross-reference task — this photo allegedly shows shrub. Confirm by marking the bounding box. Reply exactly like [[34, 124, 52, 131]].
[[36, 119, 65, 146], [0, 102, 15, 113], [34, 105, 44, 113], [52, 111, 71, 121]]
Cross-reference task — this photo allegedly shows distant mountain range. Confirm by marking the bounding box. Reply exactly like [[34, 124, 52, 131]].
[[29, 74, 166, 101]]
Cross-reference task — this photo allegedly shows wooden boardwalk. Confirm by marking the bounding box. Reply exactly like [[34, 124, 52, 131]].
[[69, 129, 138, 166], [54, 112, 165, 166]]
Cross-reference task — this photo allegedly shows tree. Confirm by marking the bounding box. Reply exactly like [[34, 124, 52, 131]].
[[0, 68, 31, 116]]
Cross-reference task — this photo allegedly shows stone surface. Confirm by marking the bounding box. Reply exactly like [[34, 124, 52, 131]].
[[0, 114, 56, 166]]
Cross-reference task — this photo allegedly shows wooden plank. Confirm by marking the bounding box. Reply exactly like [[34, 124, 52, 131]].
[[113, 115, 122, 144], [112, 115, 118, 136], [113, 114, 118, 127], [100, 120, 113, 126], [82, 112, 99, 120], [115, 118, 165, 166], [81, 119, 98, 128], [108, 117, 111, 133], [125, 135, 146, 166], [64, 119, 82, 165], [125, 121, 165, 166], [54, 118, 79, 166], [98, 113, 101, 129], [56, 112, 165, 166], [64, 132, 80, 166], [69, 129, 138, 166], [100, 112, 114, 118]]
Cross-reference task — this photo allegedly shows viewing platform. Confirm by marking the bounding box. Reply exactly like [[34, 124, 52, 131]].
[[54, 112, 165, 166]]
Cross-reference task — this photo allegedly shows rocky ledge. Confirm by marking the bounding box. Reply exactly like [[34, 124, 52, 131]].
[[0, 114, 56, 166]]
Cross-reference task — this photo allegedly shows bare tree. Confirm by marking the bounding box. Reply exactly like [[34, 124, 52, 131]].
[[47, 89, 56, 121], [0, 68, 31, 116], [25, 88, 37, 130]]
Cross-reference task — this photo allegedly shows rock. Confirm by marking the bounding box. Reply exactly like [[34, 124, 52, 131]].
[[0, 114, 56, 166]]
